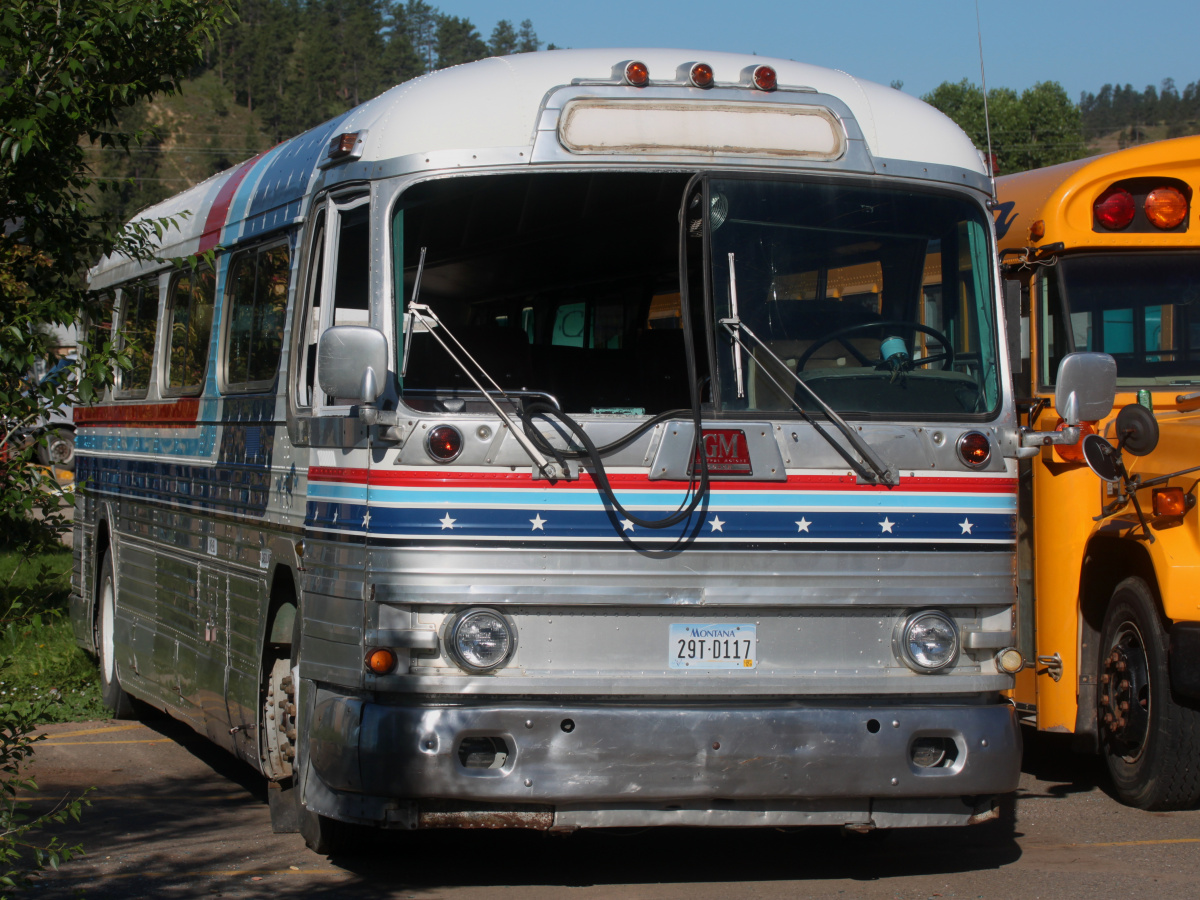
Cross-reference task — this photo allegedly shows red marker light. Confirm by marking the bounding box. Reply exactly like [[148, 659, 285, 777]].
[[1145, 186, 1188, 230], [1094, 186, 1135, 230], [752, 65, 777, 91], [426, 425, 463, 462], [689, 63, 714, 88], [957, 431, 991, 468], [624, 61, 649, 87]]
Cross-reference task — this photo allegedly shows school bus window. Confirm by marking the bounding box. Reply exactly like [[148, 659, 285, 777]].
[[332, 204, 370, 327], [165, 267, 215, 395], [116, 279, 160, 397], [83, 290, 115, 363], [225, 242, 290, 390]]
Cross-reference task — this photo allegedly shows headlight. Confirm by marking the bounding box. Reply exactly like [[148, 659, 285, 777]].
[[897, 610, 959, 672], [446, 608, 515, 673]]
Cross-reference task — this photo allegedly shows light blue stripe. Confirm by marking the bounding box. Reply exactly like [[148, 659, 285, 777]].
[[309, 485, 1016, 511]]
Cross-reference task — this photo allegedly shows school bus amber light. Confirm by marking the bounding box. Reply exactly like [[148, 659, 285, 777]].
[[1144, 186, 1188, 229], [365, 648, 397, 675], [1153, 487, 1188, 517]]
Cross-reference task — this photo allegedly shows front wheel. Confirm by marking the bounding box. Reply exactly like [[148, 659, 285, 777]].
[[95, 551, 137, 719], [38, 428, 75, 471], [1098, 577, 1200, 809]]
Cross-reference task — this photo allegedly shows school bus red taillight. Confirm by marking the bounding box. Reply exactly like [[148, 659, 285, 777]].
[[1145, 186, 1188, 229], [426, 425, 463, 462], [1153, 487, 1188, 517], [1094, 186, 1135, 230]]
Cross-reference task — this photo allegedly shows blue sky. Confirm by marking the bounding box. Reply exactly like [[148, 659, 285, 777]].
[[448, 1, 1200, 102]]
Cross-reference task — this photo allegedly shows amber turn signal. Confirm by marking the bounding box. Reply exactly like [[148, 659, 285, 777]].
[[1153, 487, 1188, 517], [1145, 186, 1188, 230], [366, 647, 397, 675], [956, 431, 991, 468]]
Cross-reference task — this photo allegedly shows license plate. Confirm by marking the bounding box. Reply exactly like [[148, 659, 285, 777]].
[[669, 623, 757, 669]]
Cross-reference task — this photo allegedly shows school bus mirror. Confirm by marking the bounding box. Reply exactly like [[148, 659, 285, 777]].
[[1054, 352, 1117, 425], [317, 325, 389, 404]]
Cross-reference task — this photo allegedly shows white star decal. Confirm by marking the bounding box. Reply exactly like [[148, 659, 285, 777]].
[[530, 513, 547, 531], [620, 519, 635, 533], [709, 515, 725, 533], [796, 517, 811, 533], [959, 518, 974, 535], [361, 510, 371, 528], [879, 517, 895, 533], [439, 513, 457, 530]]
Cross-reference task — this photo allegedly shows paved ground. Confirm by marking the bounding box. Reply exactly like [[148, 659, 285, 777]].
[[24, 716, 1200, 899]]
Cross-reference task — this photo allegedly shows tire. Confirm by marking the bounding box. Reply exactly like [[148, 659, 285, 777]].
[[38, 428, 75, 471], [261, 607, 347, 854], [95, 551, 137, 719], [1098, 576, 1200, 810]]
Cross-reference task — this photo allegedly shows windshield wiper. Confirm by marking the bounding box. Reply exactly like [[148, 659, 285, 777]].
[[720, 252, 898, 487]]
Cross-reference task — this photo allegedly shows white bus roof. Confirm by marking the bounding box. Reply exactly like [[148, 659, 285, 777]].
[[92, 48, 984, 286]]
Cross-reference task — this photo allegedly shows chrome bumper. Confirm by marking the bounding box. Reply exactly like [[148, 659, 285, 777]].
[[304, 689, 1020, 827]]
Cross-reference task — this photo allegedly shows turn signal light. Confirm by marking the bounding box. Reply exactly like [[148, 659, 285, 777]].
[[1153, 487, 1188, 517], [624, 60, 649, 87], [752, 65, 777, 91], [1029, 219, 1046, 241], [1094, 186, 1135, 230], [1145, 186, 1188, 229], [365, 647, 397, 675], [426, 425, 463, 463], [956, 431, 991, 468], [327, 132, 359, 159], [1053, 419, 1096, 464], [689, 62, 714, 88]]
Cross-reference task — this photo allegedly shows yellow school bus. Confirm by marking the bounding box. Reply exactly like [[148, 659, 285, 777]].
[[996, 134, 1200, 809]]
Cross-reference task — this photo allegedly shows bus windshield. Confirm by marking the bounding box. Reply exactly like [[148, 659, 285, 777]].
[[708, 177, 1000, 418], [1045, 252, 1200, 386]]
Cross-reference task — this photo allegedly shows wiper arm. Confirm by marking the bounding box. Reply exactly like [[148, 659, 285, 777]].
[[719, 257, 896, 486], [403, 302, 555, 475]]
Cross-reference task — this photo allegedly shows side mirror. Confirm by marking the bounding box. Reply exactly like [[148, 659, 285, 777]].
[[1055, 352, 1117, 426], [317, 325, 388, 404]]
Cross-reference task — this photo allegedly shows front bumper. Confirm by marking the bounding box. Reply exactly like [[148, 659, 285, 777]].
[[303, 689, 1021, 828]]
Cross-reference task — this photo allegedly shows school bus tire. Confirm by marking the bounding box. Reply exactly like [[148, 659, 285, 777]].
[[1099, 577, 1200, 810], [95, 550, 137, 719]]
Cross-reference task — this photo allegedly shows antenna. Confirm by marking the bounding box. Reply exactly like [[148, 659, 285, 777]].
[[975, 0, 997, 197]]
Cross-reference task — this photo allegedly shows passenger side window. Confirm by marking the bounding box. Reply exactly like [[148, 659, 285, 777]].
[[165, 267, 215, 395], [115, 278, 161, 398], [224, 241, 290, 391], [296, 192, 371, 411]]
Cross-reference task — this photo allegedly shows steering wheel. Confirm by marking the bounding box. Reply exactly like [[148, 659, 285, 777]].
[[793, 320, 955, 373]]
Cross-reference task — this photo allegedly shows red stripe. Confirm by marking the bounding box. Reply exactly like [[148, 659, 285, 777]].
[[197, 155, 261, 254], [74, 398, 200, 428], [308, 467, 1016, 494]]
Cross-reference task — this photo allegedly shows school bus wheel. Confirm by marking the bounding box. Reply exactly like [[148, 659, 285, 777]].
[[1098, 577, 1200, 810]]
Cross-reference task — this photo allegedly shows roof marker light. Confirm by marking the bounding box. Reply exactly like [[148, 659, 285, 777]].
[[752, 65, 777, 91], [1094, 186, 1135, 230], [1145, 186, 1188, 230], [624, 61, 650, 87], [689, 62, 714, 88]]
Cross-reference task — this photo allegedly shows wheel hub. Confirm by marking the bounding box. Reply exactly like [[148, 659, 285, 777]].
[[1100, 637, 1150, 754], [262, 657, 297, 780]]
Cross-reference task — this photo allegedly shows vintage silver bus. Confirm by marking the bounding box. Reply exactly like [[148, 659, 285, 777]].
[[72, 48, 1030, 852]]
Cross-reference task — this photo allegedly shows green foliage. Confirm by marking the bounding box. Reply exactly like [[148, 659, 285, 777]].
[[1080, 78, 1200, 145], [923, 78, 1088, 174], [0, 657, 92, 895]]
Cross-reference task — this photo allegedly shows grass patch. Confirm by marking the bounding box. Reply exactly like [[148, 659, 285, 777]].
[[0, 547, 107, 722]]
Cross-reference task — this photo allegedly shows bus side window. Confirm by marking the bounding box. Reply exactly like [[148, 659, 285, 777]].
[[165, 267, 215, 396], [83, 290, 115, 364], [302, 192, 370, 410], [296, 210, 326, 408], [224, 241, 291, 392], [115, 278, 161, 399]]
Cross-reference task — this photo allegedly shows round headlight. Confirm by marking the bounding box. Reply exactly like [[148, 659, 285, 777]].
[[898, 610, 959, 672], [446, 608, 515, 673]]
